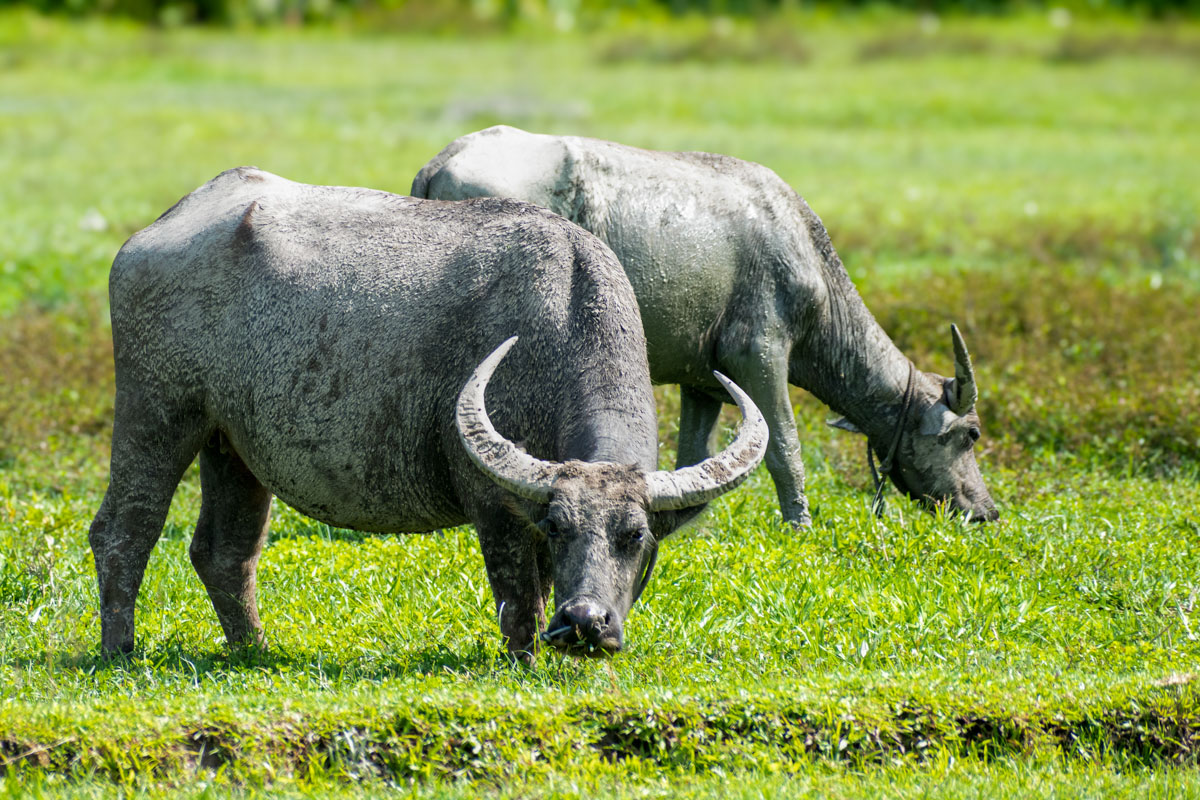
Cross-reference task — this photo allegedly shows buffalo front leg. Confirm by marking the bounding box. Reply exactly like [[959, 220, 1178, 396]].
[[189, 435, 273, 650], [89, 397, 205, 657], [723, 348, 811, 528], [474, 513, 550, 665], [676, 385, 723, 469]]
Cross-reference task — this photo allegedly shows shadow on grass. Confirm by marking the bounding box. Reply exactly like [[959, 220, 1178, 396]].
[[19, 639, 505, 683]]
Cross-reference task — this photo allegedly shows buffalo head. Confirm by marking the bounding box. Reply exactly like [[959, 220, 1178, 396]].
[[831, 325, 998, 522], [456, 337, 768, 655]]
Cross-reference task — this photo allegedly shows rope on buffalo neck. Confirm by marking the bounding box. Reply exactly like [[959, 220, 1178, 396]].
[[867, 361, 916, 519]]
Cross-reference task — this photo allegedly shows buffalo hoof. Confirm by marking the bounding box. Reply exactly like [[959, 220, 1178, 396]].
[[99, 643, 135, 662], [782, 508, 813, 529], [505, 645, 537, 667]]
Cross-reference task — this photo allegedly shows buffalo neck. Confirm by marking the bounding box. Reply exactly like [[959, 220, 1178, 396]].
[[790, 265, 917, 446], [558, 375, 660, 471], [562, 409, 655, 468]]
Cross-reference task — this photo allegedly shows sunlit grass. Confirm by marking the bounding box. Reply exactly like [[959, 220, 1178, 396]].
[[1, 8, 1198, 796]]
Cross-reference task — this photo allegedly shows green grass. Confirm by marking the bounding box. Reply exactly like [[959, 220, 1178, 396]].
[[1, 8, 1199, 797]]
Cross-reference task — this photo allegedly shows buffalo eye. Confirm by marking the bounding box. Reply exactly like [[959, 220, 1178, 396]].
[[967, 426, 981, 443], [539, 518, 560, 538]]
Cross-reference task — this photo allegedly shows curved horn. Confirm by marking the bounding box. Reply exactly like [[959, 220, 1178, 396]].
[[949, 323, 978, 415], [456, 336, 558, 504], [646, 372, 769, 512]]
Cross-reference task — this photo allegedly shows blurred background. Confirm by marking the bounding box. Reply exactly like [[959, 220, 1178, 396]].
[[4, 0, 1199, 26]]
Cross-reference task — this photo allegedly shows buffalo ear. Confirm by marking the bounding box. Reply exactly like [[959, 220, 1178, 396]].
[[827, 417, 864, 435]]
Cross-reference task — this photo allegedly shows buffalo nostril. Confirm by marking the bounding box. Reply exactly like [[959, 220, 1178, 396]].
[[543, 600, 622, 653], [566, 604, 609, 638]]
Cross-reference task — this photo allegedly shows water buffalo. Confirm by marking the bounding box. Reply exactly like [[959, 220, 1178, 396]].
[[412, 126, 998, 526], [89, 167, 768, 663]]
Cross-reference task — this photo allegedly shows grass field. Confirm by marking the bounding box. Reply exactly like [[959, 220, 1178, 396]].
[[1, 8, 1199, 797]]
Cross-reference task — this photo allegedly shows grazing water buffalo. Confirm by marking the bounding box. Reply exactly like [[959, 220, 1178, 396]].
[[413, 126, 998, 526], [90, 167, 768, 662]]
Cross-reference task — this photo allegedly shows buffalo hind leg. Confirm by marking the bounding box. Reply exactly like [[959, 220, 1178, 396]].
[[474, 510, 550, 665], [676, 386, 723, 469], [723, 347, 811, 528], [89, 396, 206, 657], [189, 435, 273, 650]]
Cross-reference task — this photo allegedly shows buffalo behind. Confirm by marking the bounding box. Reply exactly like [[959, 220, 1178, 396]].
[[413, 126, 998, 525]]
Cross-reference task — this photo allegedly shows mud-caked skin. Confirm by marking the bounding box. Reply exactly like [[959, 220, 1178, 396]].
[[90, 168, 768, 663], [413, 126, 999, 525]]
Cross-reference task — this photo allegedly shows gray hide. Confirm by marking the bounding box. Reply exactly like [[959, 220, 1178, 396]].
[[89, 167, 768, 663], [413, 126, 998, 525]]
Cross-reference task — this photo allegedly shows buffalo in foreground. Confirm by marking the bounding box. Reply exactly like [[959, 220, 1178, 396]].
[[413, 126, 998, 526], [90, 167, 767, 663]]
